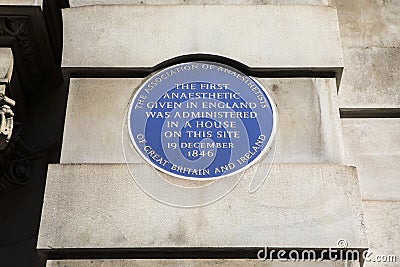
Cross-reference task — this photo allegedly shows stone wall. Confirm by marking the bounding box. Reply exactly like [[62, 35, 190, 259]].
[[1, 1, 398, 266], [334, 1, 400, 266], [68, 0, 330, 7]]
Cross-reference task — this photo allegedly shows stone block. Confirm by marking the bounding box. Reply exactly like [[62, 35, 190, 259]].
[[60, 78, 139, 164], [341, 118, 400, 201], [334, 0, 400, 48], [362, 200, 400, 267], [0, 48, 12, 80], [62, 5, 343, 69], [69, 0, 329, 7], [0, 0, 41, 5], [338, 47, 400, 109], [37, 163, 367, 251], [262, 78, 344, 163], [60, 78, 344, 164]]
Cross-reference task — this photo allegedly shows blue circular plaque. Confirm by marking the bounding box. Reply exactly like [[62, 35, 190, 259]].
[[128, 61, 276, 180]]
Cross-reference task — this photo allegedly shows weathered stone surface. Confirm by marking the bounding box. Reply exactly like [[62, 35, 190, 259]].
[[341, 118, 400, 201], [334, 0, 400, 109], [60, 78, 139, 164], [0, 0, 41, 5], [46, 259, 356, 267], [37, 163, 367, 250], [60, 78, 343, 164], [0, 48, 12, 80], [363, 200, 400, 267], [262, 79, 344, 163], [62, 5, 343, 69], [334, 0, 400, 48], [338, 47, 400, 109], [69, 0, 329, 7]]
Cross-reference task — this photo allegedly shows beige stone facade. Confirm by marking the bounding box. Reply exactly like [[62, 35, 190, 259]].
[[0, 1, 398, 266]]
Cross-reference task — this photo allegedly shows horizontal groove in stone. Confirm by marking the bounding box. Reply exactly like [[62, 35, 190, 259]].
[[39, 247, 368, 261], [62, 67, 339, 79], [340, 108, 400, 118]]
